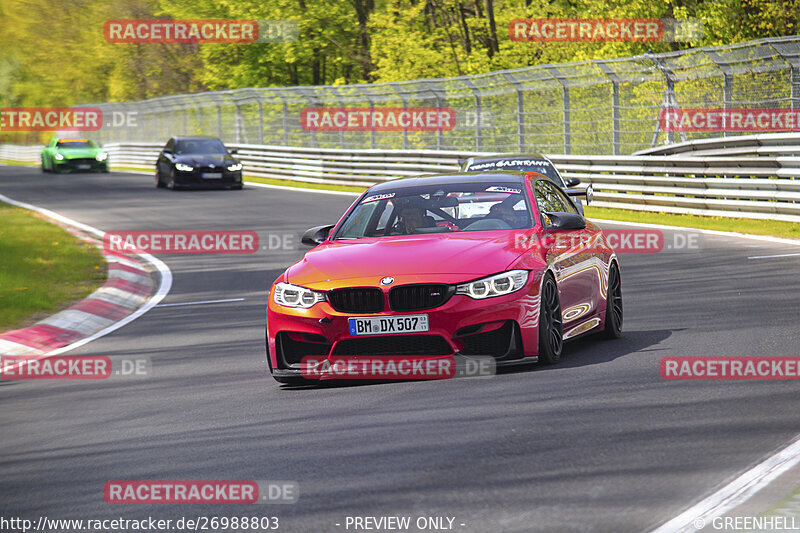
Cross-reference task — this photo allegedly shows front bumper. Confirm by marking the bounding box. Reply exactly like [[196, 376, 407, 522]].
[[173, 168, 242, 188], [267, 278, 544, 378], [55, 158, 107, 172]]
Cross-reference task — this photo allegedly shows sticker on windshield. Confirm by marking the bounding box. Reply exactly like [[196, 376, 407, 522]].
[[362, 192, 395, 203], [497, 159, 551, 168], [485, 186, 522, 194], [467, 161, 498, 171]]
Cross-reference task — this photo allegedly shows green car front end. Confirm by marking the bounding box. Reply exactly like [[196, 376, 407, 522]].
[[41, 138, 109, 173]]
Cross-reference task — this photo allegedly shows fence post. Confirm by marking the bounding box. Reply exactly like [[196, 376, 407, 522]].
[[773, 42, 800, 111], [327, 86, 346, 149], [462, 78, 482, 151], [355, 85, 376, 149], [547, 66, 571, 155], [421, 80, 444, 150], [707, 50, 733, 138], [501, 72, 525, 152], [648, 52, 684, 146], [390, 82, 409, 150], [595, 60, 621, 156]]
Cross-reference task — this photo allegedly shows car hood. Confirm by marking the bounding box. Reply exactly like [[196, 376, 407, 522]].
[[286, 231, 532, 289], [173, 154, 237, 166], [55, 147, 101, 159]]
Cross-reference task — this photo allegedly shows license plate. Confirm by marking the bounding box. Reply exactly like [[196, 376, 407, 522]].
[[77, 164, 91, 170], [202, 172, 222, 179], [348, 314, 429, 336]]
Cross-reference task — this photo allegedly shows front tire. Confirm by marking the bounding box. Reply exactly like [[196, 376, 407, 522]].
[[167, 169, 177, 190], [155, 170, 165, 188], [601, 262, 623, 339], [538, 274, 563, 365]]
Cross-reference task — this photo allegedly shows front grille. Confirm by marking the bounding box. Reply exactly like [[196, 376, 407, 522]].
[[332, 335, 452, 356], [67, 158, 96, 166], [197, 166, 224, 173], [327, 287, 384, 313], [389, 284, 453, 312]]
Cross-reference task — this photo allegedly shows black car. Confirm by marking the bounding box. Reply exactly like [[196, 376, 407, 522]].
[[155, 136, 243, 190], [459, 154, 592, 214]]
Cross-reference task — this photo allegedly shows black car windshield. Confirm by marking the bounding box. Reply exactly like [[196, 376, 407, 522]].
[[56, 140, 94, 148], [175, 139, 227, 155], [334, 182, 532, 239], [465, 158, 565, 187]]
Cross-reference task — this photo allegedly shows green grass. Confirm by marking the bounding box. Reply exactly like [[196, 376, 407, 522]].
[[0, 203, 107, 331], [0, 159, 37, 167], [584, 206, 800, 240]]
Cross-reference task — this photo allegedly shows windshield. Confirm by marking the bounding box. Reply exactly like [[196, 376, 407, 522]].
[[175, 139, 227, 155], [465, 158, 565, 187], [334, 182, 532, 239], [56, 140, 94, 149]]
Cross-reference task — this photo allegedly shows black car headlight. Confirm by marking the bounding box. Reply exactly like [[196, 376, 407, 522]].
[[455, 270, 529, 299], [175, 163, 193, 171], [273, 282, 326, 308], [227, 163, 243, 171]]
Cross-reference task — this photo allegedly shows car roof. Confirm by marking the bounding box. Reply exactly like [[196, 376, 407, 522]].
[[172, 136, 225, 141], [368, 171, 528, 192]]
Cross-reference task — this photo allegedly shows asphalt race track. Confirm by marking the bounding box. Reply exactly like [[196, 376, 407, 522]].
[[1, 166, 799, 533]]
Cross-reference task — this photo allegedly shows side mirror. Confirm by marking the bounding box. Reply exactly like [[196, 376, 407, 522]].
[[566, 184, 593, 205], [544, 211, 586, 231], [302, 224, 335, 246], [565, 177, 581, 187], [162, 148, 172, 155], [229, 148, 238, 154]]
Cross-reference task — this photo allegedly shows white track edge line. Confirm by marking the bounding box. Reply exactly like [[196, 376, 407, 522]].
[[650, 435, 800, 532], [0, 193, 172, 356]]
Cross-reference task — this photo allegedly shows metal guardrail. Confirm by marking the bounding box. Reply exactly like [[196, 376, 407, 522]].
[[3, 141, 799, 222], [635, 132, 800, 158]]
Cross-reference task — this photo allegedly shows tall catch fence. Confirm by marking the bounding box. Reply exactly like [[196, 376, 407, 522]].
[[81, 36, 800, 156]]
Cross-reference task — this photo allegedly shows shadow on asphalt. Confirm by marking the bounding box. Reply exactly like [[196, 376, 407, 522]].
[[277, 328, 675, 390]]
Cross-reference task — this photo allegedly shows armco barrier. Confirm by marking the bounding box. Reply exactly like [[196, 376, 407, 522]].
[[636, 133, 800, 158], [3, 140, 799, 222]]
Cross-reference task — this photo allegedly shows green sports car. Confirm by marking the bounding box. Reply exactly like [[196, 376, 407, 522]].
[[41, 138, 109, 173]]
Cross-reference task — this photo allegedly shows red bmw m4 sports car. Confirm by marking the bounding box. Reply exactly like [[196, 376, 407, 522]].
[[266, 171, 622, 385]]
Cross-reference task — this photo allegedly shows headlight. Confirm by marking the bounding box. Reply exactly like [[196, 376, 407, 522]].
[[96, 152, 108, 162], [273, 282, 326, 309], [227, 163, 243, 171], [54, 153, 65, 160], [455, 270, 529, 299], [175, 163, 193, 171]]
